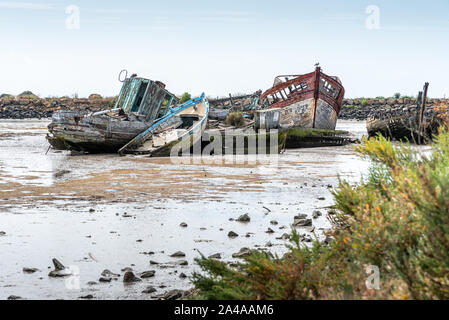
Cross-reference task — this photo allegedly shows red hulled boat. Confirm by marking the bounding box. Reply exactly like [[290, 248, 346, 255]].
[[259, 66, 345, 130]]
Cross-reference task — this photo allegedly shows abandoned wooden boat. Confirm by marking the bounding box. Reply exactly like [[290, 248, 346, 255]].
[[258, 66, 345, 130], [118, 93, 209, 156], [46, 74, 180, 153]]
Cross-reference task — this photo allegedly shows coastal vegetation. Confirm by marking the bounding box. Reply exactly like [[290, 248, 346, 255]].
[[225, 112, 245, 127], [192, 128, 449, 300], [180, 92, 192, 103]]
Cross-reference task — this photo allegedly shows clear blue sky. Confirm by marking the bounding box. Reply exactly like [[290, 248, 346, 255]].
[[0, 0, 448, 98]]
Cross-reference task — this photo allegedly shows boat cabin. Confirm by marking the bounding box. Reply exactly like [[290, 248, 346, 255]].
[[114, 76, 180, 123]]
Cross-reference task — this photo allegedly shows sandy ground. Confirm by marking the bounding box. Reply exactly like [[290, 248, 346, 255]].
[[0, 119, 369, 300]]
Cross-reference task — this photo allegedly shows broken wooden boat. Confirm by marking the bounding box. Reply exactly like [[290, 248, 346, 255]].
[[366, 83, 444, 144], [46, 73, 179, 153], [257, 66, 345, 130], [118, 93, 209, 157]]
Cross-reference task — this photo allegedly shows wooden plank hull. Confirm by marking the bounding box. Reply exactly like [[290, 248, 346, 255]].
[[259, 67, 344, 130], [278, 97, 338, 130], [47, 110, 151, 153]]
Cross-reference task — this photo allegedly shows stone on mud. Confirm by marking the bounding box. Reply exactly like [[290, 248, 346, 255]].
[[170, 251, 186, 258], [236, 213, 250, 222], [228, 231, 239, 238], [232, 247, 251, 258], [123, 271, 142, 283], [140, 270, 156, 278]]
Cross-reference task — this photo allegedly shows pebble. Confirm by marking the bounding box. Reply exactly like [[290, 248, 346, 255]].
[[228, 231, 239, 238], [293, 218, 312, 227], [142, 286, 157, 294], [266, 228, 275, 234], [170, 251, 186, 258], [208, 253, 222, 259], [123, 271, 142, 283], [180, 222, 188, 228], [48, 258, 72, 278], [232, 247, 251, 258], [140, 270, 156, 278], [312, 210, 322, 219], [23, 267, 39, 274], [270, 220, 278, 225], [236, 214, 250, 222]]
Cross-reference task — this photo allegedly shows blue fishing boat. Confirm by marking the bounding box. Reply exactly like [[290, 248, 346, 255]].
[[118, 93, 209, 156]]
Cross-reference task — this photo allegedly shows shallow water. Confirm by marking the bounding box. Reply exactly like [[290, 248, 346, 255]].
[[0, 119, 370, 300]]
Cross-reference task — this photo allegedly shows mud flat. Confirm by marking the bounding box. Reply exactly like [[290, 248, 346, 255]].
[[0, 119, 368, 300]]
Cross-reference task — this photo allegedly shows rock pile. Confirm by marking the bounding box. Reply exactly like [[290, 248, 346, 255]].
[[0, 96, 116, 119]]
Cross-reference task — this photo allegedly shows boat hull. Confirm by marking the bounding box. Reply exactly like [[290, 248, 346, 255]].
[[259, 67, 344, 130], [279, 97, 338, 130], [47, 110, 151, 153]]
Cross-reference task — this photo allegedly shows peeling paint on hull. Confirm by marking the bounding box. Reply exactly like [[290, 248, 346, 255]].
[[260, 66, 345, 130]]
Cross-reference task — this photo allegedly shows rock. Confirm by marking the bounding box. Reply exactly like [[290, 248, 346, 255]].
[[87, 281, 97, 286], [123, 271, 142, 283], [99, 277, 112, 283], [142, 286, 157, 294], [301, 234, 313, 243], [89, 208, 95, 213], [270, 220, 278, 225], [236, 213, 250, 222], [0, 231, 6, 236], [293, 218, 312, 227], [208, 253, 222, 259], [228, 231, 239, 238], [232, 247, 251, 258], [318, 197, 326, 201], [149, 261, 160, 265], [161, 289, 188, 300], [266, 241, 273, 247], [294, 214, 308, 220], [179, 273, 187, 279], [266, 228, 275, 234], [169, 260, 188, 266], [278, 233, 291, 240], [79, 295, 94, 299], [23, 267, 39, 274], [48, 258, 72, 278], [101, 269, 120, 278], [312, 210, 322, 219], [140, 270, 156, 278], [180, 222, 188, 228], [170, 251, 186, 258], [7, 295, 22, 300]]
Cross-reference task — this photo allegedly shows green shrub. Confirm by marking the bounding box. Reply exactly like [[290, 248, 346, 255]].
[[361, 100, 368, 106], [394, 93, 401, 99], [225, 112, 244, 127], [193, 128, 449, 300], [180, 92, 192, 103]]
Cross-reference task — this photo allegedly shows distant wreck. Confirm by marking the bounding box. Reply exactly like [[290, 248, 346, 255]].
[[367, 83, 448, 143], [47, 71, 209, 154]]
